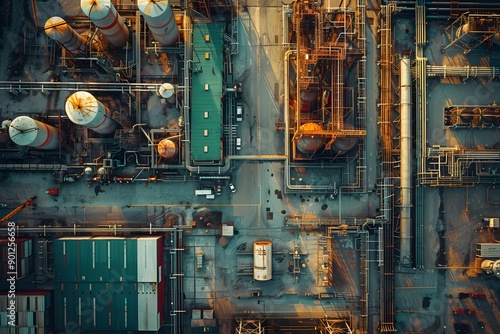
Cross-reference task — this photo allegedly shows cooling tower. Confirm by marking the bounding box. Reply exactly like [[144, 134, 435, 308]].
[[81, 0, 129, 48], [8, 116, 60, 150], [44, 17, 87, 55], [138, 0, 179, 46], [65, 91, 117, 134]]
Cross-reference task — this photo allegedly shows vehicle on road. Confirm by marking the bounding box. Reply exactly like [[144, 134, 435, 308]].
[[229, 183, 236, 193], [236, 103, 243, 122]]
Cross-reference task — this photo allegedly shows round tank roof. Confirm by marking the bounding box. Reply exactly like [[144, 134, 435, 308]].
[[157, 138, 177, 159], [8, 116, 40, 146], [44, 17, 70, 39], [159, 83, 175, 99], [65, 91, 102, 125], [138, 0, 171, 18], [81, 0, 112, 20], [296, 123, 324, 154], [332, 123, 358, 154]]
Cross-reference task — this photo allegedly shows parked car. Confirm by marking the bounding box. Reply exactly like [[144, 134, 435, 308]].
[[236, 103, 243, 122], [216, 181, 222, 195], [229, 183, 236, 193]]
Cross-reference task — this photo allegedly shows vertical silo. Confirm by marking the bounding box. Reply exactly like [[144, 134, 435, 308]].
[[44, 17, 87, 55], [138, 0, 179, 46], [65, 91, 117, 134], [8, 116, 60, 150], [81, 0, 129, 48], [253, 241, 272, 281]]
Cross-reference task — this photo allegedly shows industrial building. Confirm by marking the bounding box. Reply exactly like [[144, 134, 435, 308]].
[[1, 0, 500, 333]]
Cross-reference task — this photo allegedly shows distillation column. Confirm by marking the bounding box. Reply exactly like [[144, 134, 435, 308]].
[[400, 57, 412, 265], [138, 0, 179, 46], [44, 17, 87, 55], [81, 0, 129, 48]]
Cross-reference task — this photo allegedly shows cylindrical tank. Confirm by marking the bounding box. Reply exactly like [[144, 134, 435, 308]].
[[300, 90, 317, 111], [459, 107, 477, 123], [44, 16, 86, 55], [481, 107, 500, 126], [157, 138, 177, 159], [331, 123, 358, 154], [481, 259, 500, 278], [399, 57, 412, 266], [81, 0, 129, 48], [296, 123, 325, 154], [456, 23, 472, 44], [158, 83, 176, 103], [138, 0, 179, 46], [8, 116, 60, 150], [253, 241, 272, 281], [65, 91, 117, 134]]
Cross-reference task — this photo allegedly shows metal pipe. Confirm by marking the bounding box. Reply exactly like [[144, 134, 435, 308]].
[[399, 57, 412, 265], [2, 224, 191, 235]]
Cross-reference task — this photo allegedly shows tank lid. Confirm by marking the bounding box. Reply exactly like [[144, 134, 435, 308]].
[[138, 0, 170, 18], [158, 83, 175, 99], [8, 116, 40, 146], [81, 0, 112, 20], [65, 91, 100, 125], [44, 17, 68, 38]]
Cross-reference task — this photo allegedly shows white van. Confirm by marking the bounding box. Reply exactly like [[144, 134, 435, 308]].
[[236, 103, 243, 122], [236, 137, 241, 150]]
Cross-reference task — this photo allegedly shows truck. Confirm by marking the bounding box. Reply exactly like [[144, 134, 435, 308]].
[[196, 253, 204, 269], [476, 243, 500, 258], [482, 217, 500, 228], [195, 189, 213, 196]]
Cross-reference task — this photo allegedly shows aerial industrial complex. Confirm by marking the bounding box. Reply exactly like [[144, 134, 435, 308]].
[[1, 0, 500, 333]]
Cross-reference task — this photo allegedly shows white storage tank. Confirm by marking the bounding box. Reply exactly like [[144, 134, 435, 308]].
[[138, 0, 179, 46], [81, 0, 129, 48], [65, 91, 118, 134], [8, 116, 60, 150], [44, 17, 87, 55], [253, 241, 272, 281], [158, 83, 176, 103]]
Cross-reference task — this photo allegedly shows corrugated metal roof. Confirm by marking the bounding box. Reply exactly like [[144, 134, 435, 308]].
[[54, 237, 162, 332], [190, 22, 225, 162], [54, 282, 140, 331]]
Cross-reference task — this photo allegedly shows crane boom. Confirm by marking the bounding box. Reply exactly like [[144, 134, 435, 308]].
[[0, 196, 37, 223]]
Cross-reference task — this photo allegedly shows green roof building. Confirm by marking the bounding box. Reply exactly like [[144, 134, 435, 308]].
[[53, 236, 164, 332], [190, 22, 225, 164]]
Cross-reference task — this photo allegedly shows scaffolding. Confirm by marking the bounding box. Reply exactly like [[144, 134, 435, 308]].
[[378, 4, 396, 177], [415, 5, 427, 269], [235, 319, 264, 334], [291, 2, 365, 161], [444, 12, 500, 54]]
